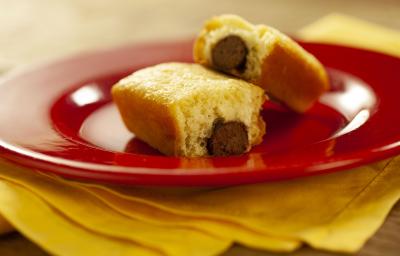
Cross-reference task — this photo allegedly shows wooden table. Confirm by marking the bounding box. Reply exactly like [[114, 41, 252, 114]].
[[1, 0, 399, 255]]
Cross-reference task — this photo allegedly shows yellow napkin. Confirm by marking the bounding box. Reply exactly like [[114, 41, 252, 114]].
[[1, 13, 400, 255], [298, 13, 400, 57]]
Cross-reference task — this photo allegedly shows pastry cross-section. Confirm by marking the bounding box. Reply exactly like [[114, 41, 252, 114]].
[[112, 62, 266, 157], [194, 14, 329, 112]]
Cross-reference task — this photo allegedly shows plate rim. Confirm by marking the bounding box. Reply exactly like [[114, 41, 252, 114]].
[[1, 39, 400, 186]]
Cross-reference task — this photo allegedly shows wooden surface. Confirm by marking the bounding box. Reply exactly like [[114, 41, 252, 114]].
[[1, 0, 400, 255]]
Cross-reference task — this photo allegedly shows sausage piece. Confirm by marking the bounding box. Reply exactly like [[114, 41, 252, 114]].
[[207, 119, 249, 156], [211, 35, 248, 72]]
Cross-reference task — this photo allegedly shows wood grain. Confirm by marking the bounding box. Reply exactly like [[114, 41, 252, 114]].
[[0, 0, 399, 255]]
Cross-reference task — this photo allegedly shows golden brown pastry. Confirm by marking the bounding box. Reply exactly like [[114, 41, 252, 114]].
[[112, 62, 266, 157], [194, 14, 329, 112]]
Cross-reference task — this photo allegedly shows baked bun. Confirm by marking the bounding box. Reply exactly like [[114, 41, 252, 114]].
[[194, 14, 329, 112], [112, 62, 266, 157]]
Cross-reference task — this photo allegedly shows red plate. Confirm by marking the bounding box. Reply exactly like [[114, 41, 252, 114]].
[[1, 40, 400, 186]]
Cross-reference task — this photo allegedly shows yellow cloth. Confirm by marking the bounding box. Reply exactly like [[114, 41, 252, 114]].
[[1, 13, 400, 255], [298, 13, 400, 58]]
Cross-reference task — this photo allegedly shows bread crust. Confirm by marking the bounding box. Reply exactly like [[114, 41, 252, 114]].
[[194, 15, 329, 112], [112, 84, 181, 155]]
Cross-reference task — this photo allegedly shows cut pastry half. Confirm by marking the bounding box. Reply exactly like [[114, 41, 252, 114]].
[[194, 14, 330, 112]]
